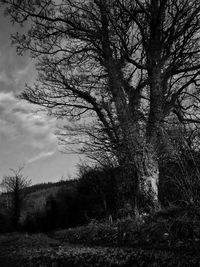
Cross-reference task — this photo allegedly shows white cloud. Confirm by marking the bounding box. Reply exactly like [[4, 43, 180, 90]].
[[0, 10, 80, 183], [27, 151, 56, 164], [0, 91, 58, 156]]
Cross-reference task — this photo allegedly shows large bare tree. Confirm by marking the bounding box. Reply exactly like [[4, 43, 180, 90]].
[[3, 0, 200, 212]]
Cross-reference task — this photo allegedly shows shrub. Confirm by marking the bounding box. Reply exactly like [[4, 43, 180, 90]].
[[0, 212, 12, 232], [53, 204, 200, 250], [53, 217, 146, 247]]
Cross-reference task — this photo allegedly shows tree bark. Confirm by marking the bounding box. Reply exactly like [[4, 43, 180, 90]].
[[136, 0, 166, 210]]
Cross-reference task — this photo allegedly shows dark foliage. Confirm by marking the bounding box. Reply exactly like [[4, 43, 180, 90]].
[[22, 167, 118, 232], [2, 148, 200, 235], [159, 150, 200, 206], [0, 211, 12, 233], [53, 204, 200, 251], [77, 167, 118, 220]]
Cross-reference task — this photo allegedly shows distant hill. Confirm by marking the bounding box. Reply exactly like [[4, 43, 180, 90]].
[[23, 179, 78, 195], [23, 179, 78, 212], [0, 179, 78, 196], [0, 179, 78, 215]]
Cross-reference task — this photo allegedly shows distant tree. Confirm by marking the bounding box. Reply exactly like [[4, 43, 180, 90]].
[[0, 167, 31, 229]]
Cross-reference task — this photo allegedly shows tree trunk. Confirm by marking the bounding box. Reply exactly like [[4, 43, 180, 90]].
[[140, 0, 165, 210], [134, 144, 160, 211], [100, 2, 161, 213], [13, 180, 20, 229]]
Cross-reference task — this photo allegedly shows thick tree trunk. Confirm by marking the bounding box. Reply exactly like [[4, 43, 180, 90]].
[[145, 72, 163, 208], [109, 69, 162, 213], [100, 4, 142, 214], [113, 92, 140, 215], [106, 66, 160, 214], [139, 0, 166, 211], [134, 144, 160, 211], [100, 3, 161, 214]]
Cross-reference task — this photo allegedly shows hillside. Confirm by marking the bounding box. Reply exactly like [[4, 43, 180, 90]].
[[0, 179, 78, 215], [23, 179, 78, 195]]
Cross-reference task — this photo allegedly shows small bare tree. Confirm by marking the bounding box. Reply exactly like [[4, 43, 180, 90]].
[[0, 166, 31, 229]]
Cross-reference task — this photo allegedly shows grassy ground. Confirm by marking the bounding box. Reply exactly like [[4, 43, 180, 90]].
[[2, 209, 200, 267], [0, 233, 135, 267], [0, 233, 60, 266], [1, 231, 200, 267]]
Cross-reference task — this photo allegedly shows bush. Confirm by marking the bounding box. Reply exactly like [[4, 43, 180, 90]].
[[159, 149, 200, 207], [21, 210, 49, 233], [21, 166, 119, 233], [53, 217, 147, 247], [0, 212, 12, 232], [53, 204, 200, 250]]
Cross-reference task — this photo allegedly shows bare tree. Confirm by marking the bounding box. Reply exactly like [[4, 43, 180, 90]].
[[0, 166, 31, 228], [58, 120, 119, 167], [3, 0, 200, 212]]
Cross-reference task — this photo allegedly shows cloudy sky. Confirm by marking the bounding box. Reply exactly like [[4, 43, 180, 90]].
[[0, 8, 81, 185]]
